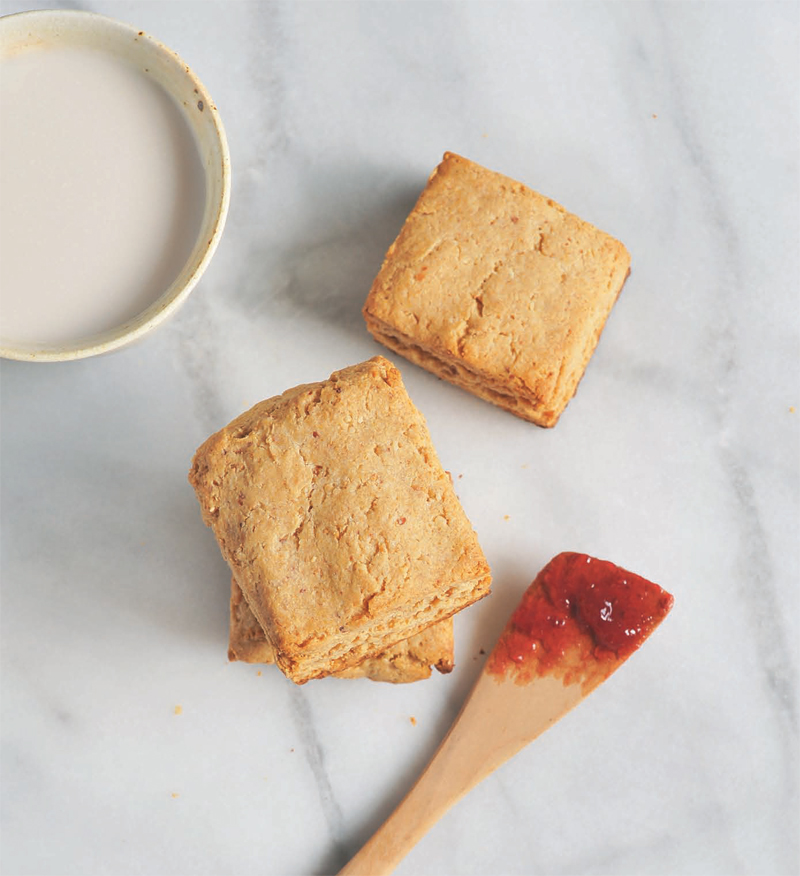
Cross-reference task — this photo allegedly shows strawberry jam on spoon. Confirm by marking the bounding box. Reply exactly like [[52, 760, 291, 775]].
[[489, 551, 674, 689]]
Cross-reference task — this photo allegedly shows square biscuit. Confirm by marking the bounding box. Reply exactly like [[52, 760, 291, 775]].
[[363, 152, 631, 427], [228, 577, 454, 683], [189, 356, 490, 684]]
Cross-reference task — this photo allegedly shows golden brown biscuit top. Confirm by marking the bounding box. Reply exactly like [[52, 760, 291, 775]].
[[364, 153, 630, 407], [190, 356, 488, 654]]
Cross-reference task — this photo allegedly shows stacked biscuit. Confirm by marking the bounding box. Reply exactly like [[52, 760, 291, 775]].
[[227, 574, 456, 684], [189, 153, 629, 684], [190, 357, 491, 684]]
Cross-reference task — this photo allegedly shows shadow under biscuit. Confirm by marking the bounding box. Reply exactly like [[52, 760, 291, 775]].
[[461, 559, 540, 667], [238, 164, 422, 338], [92, 477, 233, 648], [162, 486, 234, 645]]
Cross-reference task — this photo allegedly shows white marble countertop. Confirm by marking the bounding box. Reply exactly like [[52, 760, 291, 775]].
[[1, 2, 798, 874]]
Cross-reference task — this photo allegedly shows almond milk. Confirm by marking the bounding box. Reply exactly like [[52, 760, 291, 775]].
[[0, 44, 206, 346]]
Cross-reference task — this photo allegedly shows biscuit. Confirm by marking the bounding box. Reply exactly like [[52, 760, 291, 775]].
[[189, 356, 490, 684], [363, 152, 631, 427], [228, 577, 454, 683]]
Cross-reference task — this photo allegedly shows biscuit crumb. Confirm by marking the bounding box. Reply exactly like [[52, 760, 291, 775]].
[[479, 648, 486, 655], [256, 671, 262, 676], [171, 793, 180, 799], [290, 748, 295, 753], [410, 716, 417, 726], [521, 464, 528, 469], [174, 705, 182, 716], [458, 473, 463, 479], [652, 113, 658, 119], [790, 406, 795, 413], [503, 515, 510, 521]]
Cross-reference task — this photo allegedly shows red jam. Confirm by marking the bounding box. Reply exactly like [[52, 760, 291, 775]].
[[488, 552, 674, 684]]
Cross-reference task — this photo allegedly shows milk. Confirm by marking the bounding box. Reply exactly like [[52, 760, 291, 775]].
[[0, 44, 206, 346]]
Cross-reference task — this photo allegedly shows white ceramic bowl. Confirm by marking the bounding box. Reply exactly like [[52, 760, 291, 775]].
[[0, 10, 230, 361]]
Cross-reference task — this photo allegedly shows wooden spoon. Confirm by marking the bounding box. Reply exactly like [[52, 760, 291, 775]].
[[338, 552, 674, 876]]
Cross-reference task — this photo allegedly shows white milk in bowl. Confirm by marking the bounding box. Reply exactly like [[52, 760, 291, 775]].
[[0, 38, 207, 353]]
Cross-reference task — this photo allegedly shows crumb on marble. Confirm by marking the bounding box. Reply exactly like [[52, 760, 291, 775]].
[[652, 113, 658, 119], [256, 670, 262, 676], [171, 792, 179, 799], [410, 716, 417, 726], [480, 648, 486, 655], [503, 515, 510, 521], [790, 406, 795, 413], [174, 705, 182, 716]]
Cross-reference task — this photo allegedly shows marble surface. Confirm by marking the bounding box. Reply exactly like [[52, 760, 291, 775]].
[[1, 2, 798, 874]]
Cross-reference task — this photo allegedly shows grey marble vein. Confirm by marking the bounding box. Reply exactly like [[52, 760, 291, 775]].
[[654, 0, 797, 732], [286, 686, 349, 873]]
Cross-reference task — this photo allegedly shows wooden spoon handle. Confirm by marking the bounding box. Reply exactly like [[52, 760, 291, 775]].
[[338, 720, 476, 875], [337, 776, 448, 875], [339, 673, 577, 875]]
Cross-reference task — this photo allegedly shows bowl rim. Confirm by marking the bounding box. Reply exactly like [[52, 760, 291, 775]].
[[0, 8, 231, 362]]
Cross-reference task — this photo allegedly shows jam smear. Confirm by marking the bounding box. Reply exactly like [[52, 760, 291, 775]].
[[488, 553, 674, 685]]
